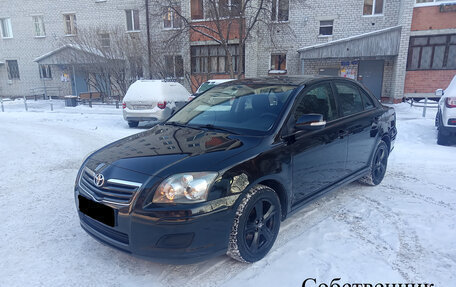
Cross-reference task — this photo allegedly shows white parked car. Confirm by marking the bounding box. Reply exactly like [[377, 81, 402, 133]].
[[436, 75, 456, 145], [122, 80, 190, 128], [189, 79, 235, 100]]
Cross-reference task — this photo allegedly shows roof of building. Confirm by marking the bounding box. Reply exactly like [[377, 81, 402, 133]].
[[34, 44, 116, 65], [298, 25, 402, 59]]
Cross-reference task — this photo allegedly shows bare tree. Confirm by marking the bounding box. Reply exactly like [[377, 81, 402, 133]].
[[59, 26, 149, 99], [153, 0, 300, 80]]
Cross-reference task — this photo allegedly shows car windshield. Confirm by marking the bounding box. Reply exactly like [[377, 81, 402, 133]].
[[167, 83, 298, 135], [197, 82, 216, 94]]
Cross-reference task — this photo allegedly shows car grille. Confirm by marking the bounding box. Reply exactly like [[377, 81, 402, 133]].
[[79, 167, 142, 205]]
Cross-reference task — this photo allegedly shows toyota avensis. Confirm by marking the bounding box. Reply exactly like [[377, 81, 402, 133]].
[[75, 76, 397, 263]]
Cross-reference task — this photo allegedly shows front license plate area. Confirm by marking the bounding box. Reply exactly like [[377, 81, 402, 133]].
[[78, 195, 115, 227]]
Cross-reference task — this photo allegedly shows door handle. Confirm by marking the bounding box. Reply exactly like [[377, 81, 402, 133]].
[[339, 129, 349, 139]]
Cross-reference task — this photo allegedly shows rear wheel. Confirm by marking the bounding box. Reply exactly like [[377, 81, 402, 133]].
[[227, 185, 281, 263], [359, 141, 389, 186], [128, 121, 139, 128], [437, 128, 450, 146]]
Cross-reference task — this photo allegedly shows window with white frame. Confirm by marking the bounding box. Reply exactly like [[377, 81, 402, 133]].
[[6, 60, 20, 79], [99, 33, 110, 48], [163, 6, 182, 29], [0, 18, 13, 38], [319, 20, 333, 36], [39, 64, 52, 79], [126, 10, 140, 31], [218, 0, 242, 17], [33, 16, 45, 37], [363, 0, 384, 16], [63, 14, 77, 35], [164, 55, 184, 78], [272, 0, 289, 22], [270, 54, 286, 71]]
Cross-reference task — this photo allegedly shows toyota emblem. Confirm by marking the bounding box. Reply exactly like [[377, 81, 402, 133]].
[[94, 173, 105, 187]]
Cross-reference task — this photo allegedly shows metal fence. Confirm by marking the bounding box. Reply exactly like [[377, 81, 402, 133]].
[[405, 97, 439, 117]]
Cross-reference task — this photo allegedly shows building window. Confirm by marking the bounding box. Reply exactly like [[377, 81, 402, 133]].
[[0, 18, 13, 38], [126, 10, 140, 31], [218, 0, 242, 17], [164, 6, 182, 29], [407, 34, 456, 70], [191, 0, 204, 20], [39, 64, 52, 79], [6, 60, 20, 79], [272, 0, 289, 22], [63, 14, 77, 35], [165, 55, 184, 78], [270, 54, 286, 71], [363, 0, 384, 16], [191, 45, 242, 74], [99, 33, 110, 48], [33, 16, 45, 37], [319, 20, 333, 36]]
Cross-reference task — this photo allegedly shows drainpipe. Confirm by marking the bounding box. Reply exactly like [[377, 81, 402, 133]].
[[145, 0, 152, 79], [72, 65, 78, 97]]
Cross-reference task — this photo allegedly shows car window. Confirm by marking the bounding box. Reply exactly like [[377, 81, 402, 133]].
[[360, 89, 375, 110], [334, 82, 364, 117], [293, 83, 338, 122]]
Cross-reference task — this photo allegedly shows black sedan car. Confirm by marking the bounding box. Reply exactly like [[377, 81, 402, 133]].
[[75, 76, 396, 263]]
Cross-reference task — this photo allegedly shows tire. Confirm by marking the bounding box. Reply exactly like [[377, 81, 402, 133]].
[[437, 128, 450, 146], [358, 141, 389, 186], [227, 184, 281, 263], [128, 121, 139, 128]]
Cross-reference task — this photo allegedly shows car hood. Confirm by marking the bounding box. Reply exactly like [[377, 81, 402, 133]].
[[88, 124, 261, 177]]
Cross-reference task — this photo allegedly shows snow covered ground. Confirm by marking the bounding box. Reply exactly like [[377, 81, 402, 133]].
[[0, 100, 455, 286]]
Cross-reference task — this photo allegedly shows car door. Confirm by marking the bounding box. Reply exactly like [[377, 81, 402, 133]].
[[333, 81, 382, 174], [286, 82, 348, 205]]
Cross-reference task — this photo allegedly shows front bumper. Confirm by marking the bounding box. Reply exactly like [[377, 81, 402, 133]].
[[76, 188, 239, 264]]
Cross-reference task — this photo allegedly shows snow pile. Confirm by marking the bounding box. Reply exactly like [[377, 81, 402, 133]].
[[124, 80, 190, 103], [0, 103, 455, 287], [444, 75, 456, 97]]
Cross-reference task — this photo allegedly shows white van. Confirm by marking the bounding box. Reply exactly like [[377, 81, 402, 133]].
[[122, 80, 190, 127]]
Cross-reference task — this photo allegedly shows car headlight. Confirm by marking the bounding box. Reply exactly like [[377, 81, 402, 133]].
[[153, 172, 218, 204]]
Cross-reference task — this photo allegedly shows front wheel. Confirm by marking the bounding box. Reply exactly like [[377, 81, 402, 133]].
[[227, 185, 281, 263], [359, 141, 389, 186]]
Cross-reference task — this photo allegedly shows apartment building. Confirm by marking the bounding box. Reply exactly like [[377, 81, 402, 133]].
[[404, 0, 456, 98], [1, 1, 454, 102], [0, 0, 187, 98]]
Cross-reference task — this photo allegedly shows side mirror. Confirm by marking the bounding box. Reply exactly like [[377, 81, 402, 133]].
[[435, 89, 444, 97], [295, 114, 326, 131]]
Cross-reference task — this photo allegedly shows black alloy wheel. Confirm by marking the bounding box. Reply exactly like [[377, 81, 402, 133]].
[[359, 141, 389, 186], [372, 143, 388, 185], [227, 185, 281, 263]]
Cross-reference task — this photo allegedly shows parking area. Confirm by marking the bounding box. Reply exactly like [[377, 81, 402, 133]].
[[0, 103, 455, 286]]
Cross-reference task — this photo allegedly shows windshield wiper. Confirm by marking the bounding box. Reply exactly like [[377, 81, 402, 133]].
[[164, 121, 188, 127], [190, 124, 239, 135]]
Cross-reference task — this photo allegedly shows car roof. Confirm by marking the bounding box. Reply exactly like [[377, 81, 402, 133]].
[[223, 75, 356, 86]]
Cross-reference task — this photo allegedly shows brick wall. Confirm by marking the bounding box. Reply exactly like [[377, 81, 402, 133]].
[[411, 6, 456, 31], [405, 70, 456, 94]]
